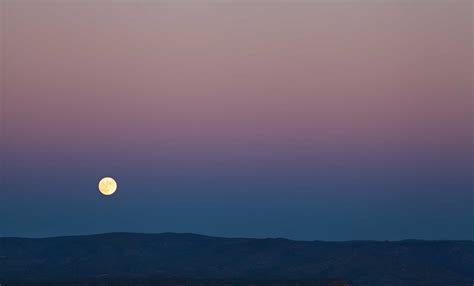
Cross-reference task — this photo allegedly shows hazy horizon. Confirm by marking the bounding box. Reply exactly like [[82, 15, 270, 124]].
[[3, 231, 474, 242]]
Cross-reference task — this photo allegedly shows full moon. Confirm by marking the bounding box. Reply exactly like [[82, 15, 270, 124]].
[[98, 177, 117, 196]]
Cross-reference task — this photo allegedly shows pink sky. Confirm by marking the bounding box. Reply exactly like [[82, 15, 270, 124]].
[[1, 1, 472, 239]]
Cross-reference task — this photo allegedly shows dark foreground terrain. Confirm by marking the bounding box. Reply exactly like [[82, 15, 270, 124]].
[[1, 233, 473, 286], [5, 276, 350, 286]]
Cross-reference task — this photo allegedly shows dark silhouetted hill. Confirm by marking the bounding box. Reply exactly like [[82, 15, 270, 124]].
[[0, 233, 473, 286], [5, 275, 351, 286]]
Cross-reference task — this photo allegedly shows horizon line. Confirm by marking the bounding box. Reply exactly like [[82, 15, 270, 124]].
[[2, 231, 473, 243]]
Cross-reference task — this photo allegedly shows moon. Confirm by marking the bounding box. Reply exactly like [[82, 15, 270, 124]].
[[98, 177, 117, 196]]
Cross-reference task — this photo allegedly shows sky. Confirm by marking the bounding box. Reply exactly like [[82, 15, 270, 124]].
[[1, 1, 472, 240]]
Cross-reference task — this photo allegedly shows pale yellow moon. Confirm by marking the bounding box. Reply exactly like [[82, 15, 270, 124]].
[[98, 177, 117, 196]]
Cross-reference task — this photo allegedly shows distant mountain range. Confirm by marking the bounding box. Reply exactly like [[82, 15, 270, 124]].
[[1, 233, 473, 286]]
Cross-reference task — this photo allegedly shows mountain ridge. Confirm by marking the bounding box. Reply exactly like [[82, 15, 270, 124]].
[[1, 232, 473, 286], [4, 231, 472, 242]]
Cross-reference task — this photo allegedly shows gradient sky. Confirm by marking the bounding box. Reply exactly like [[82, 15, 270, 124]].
[[1, 1, 472, 240]]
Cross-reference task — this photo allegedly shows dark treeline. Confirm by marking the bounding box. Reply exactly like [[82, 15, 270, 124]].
[[5, 277, 351, 286], [3, 234, 472, 285]]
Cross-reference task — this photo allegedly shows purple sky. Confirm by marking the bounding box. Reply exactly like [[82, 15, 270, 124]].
[[1, 1, 472, 240]]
